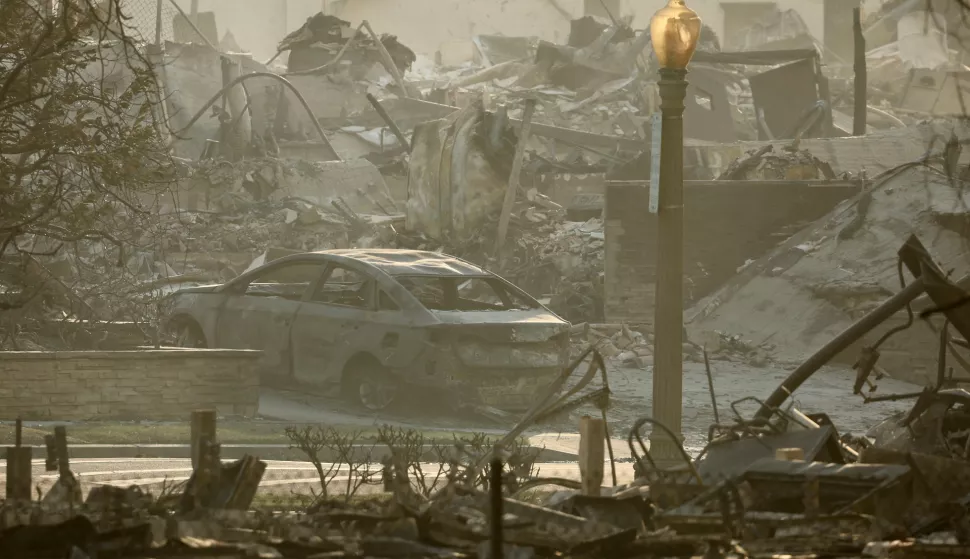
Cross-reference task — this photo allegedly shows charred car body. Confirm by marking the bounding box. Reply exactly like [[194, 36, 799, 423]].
[[167, 249, 570, 411]]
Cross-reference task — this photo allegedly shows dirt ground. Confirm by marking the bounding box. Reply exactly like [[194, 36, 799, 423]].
[[258, 357, 921, 455], [601, 359, 919, 453]]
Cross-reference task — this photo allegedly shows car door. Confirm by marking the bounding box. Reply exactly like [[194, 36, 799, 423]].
[[214, 259, 327, 377], [290, 262, 377, 386]]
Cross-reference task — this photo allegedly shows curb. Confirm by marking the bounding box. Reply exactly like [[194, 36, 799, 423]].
[[5, 444, 579, 463]]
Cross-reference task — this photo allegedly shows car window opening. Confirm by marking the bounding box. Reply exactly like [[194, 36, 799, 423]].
[[311, 265, 371, 309], [397, 276, 537, 311], [379, 291, 400, 310], [242, 263, 325, 301]]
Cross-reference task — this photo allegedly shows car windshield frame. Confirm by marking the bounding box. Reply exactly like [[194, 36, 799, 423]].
[[393, 274, 541, 312]]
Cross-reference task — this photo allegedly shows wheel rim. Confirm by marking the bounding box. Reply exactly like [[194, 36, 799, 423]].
[[175, 325, 203, 348], [358, 374, 397, 411], [175, 326, 192, 347]]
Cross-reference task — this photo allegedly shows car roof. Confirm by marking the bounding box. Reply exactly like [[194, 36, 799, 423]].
[[312, 249, 490, 277]]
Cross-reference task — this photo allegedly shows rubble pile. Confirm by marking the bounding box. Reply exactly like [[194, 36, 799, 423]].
[[393, 211, 606, 324], [571, 323, 652, 368], [688, 132, 970, 378], [159, 157, 405, 280], [278, 13, 417, 77], [716, 144, 839, 181], [12, 338, 970, 558]]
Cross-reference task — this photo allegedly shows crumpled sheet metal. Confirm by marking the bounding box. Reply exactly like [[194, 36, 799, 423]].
[[406, 101, 514, 239], [322, 248, 487, 277]]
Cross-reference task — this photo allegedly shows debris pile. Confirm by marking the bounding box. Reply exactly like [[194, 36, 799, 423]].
[[13, 276, 970, 559], [571, 323, 652, 368], [278, 13, 417, 78], [716, 144, 839, 181]]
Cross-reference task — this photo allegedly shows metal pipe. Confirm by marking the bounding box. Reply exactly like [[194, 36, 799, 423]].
[[756, 277, 926, 419], [170, 72, 341, 161], [366, 93, 410, 152], [362, 20, 411, 98], [868, 105, 906, 128], [703, 348, 720, 425], [853, 8, 868, 136], [154, 0, 163, 45]]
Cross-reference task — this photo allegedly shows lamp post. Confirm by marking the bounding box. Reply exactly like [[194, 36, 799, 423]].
[[649, 0, 701, 463]]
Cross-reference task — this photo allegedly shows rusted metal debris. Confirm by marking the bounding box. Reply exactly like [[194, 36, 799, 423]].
[[12, 238, 970, 557]]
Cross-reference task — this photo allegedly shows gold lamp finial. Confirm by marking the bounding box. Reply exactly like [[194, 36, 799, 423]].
[[649, 0, 702, 70]]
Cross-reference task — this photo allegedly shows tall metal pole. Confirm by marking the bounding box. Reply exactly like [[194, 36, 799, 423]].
[[852, 7, 867, 136], [650, 66, 689, 463], [282, 0, 288, 37], [155, 0, 163, 45]]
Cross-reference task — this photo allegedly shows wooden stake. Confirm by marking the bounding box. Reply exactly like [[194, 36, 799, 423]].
[[54, 426, 70, 478], [578, 415, 605, 496], [191, 410, 217, 470], [5, 447, 32, 501], [494, 98, 537, 256]]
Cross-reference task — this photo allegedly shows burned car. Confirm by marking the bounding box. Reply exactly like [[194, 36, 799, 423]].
[[167, 249, 570, 411]]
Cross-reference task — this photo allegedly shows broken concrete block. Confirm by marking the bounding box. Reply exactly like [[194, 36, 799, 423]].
[[597, 342, 620, 358], [616, 350, 637, 363]]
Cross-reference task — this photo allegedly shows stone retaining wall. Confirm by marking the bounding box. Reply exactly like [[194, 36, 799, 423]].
[[0, 349, 261, 420]]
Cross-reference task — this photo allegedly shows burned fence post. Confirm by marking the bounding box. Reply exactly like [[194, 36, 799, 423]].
[[190, 410, 221, 508], [852, 7, 867, 136], [579, 415, 605, 496], [494, 97, 537, 256], [5, 418, 31, 501], [41, 426, 81, 507], [54, 425, 69, 478], [191, 409, 217, 470], [489, 456, 504, 559]]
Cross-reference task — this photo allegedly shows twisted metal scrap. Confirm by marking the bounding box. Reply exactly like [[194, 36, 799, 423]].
[[628, 417, 703, 486]]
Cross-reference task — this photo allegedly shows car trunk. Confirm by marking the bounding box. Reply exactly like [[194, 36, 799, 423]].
[[427, 311, 569, 410]]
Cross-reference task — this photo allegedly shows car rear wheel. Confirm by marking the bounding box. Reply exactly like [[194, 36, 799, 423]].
[[346, 363, 398, 411], [171, 320, 207, 349]]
